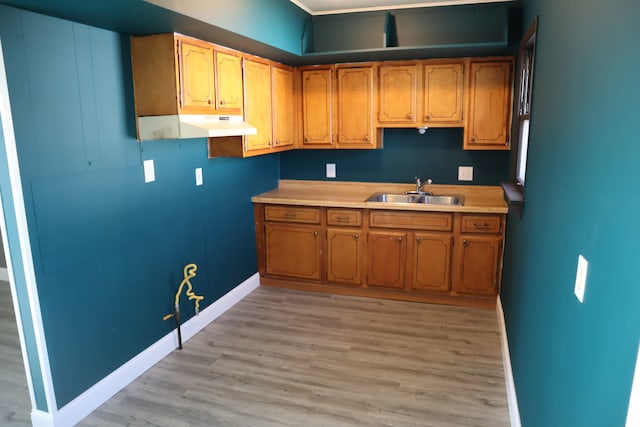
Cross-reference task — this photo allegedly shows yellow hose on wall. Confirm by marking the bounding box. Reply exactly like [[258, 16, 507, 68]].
[[162, 264, 204, 349]]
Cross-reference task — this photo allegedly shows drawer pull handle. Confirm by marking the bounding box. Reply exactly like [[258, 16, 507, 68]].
[[474, 222, 490, 227], [283, 213, 297, 219], [336, 216, 350, 221]]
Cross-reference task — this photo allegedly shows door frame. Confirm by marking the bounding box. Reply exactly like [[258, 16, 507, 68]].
[[0, 37, 57, 421]]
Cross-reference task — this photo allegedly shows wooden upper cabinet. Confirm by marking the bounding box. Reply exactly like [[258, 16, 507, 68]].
[[378, 64, 418, 124], [214, 51, 243, 113], [243, 58, 273, 152], [423, 62, 464, 125], [272, 66, 295, 148], [464, 59, 513, 150], [179, 40, 216, 113], [336, 66, 374, 146], [301, 67, 333, 146], [131, 33, 245, 118]]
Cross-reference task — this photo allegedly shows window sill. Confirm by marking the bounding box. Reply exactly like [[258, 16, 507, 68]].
[[501, 182, 524, 217]]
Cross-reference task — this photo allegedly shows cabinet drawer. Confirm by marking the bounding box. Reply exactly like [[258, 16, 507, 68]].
[[264, 205, 321, 224], [370, 211, 452, 231], [327, 209, 362, 226], [460, 215, 502, 234]]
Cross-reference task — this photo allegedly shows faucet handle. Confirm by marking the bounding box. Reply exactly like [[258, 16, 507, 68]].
[[425, 178, 433, 185]]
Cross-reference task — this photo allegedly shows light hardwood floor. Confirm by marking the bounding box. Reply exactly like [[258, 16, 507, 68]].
[[81, 287, 509, 426], [0, 280, 31, 426]]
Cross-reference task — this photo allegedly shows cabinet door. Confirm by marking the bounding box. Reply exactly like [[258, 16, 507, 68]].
[[465, 60, 513, 149], [214, 51, 243, 113], [378, 64, 418, 124], [366, 231, 406, 289], [272, 67, 295, 148], [179, 41, 215, 112], [244, 59, 273, 151], [452, 235, 502, 296], [265, 223, 321, 280], [337, 66, 374, 146], [327, 228, 363, 285], [423, 62, 464, 124], [301, 68, 333, 145], [411, 233, 452, 292]]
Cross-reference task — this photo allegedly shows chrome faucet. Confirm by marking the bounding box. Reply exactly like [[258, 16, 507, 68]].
[[412, 177, 433, 195]]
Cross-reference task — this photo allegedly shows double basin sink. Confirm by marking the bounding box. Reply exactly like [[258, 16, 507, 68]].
[[366, 192, 464, 206]]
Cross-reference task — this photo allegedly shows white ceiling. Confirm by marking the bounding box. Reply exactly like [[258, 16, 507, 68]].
[[290, 0, 513, 15]]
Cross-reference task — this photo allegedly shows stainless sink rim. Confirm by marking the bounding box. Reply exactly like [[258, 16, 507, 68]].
[[365, 192, 464, 206]]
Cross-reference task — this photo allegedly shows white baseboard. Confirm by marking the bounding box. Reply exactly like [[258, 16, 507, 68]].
[[39, 273, 260, 427], [496, 296, 521, 427], [0, 267, 8, 281], [31, 409, 54, 427]]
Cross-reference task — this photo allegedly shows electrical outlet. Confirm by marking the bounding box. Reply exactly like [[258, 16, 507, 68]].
[[143, 159, 155, 183], [326, 163, 336, 178], [195, 168, 203, 186], [574, 254, 588, 303], [458, 166, 473, 181]]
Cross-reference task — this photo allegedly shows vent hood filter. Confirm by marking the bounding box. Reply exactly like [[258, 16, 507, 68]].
[[137, 115, 257, 141]]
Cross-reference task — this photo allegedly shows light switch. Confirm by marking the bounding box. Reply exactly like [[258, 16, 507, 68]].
[[195, 168, 203, 186], [326, 163, 336, 178], [574, 254, 588, 303], [458, 166, 473, 181], [143, 159, 155, 183]]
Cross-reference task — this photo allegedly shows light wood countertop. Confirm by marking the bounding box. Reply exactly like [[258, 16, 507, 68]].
[[252, 180, 508, 214]]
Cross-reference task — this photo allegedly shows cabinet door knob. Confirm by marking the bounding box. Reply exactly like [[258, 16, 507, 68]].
[[313, 231, 318, 237], [463, 239, 469, 246], [304, 137, 309, 143], [416, 236, 422, 242], [425, 114, 432, 120], [406, 113, 413, 120], [364, 136, 369, 142], [220, 99, 225, 105], [354, 234, 359, 239], [275, 140, 280, 145], [207, 99, 213, 105], [398, 237, 403, 241], [470, 137, 476, 142]]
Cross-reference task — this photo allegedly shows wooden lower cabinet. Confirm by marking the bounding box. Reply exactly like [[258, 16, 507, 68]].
[[264, 223, 321, 280], [410, 233, 452, 292], [256, 204, 505, 309], [452, 235, 502, 296], [326, 228, 363, 285], [366, 231, 407, 289]]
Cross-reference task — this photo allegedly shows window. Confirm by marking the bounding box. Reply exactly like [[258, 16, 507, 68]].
[[503, 17, 538, 209]]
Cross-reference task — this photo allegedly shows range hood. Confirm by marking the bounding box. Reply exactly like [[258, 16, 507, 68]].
[[137, 114, 257, 141]]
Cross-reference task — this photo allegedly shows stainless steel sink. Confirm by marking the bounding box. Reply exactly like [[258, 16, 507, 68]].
[[365, 192, 464, 206]]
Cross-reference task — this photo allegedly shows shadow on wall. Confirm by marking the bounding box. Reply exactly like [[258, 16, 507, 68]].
[[279, 128, 510, 185]]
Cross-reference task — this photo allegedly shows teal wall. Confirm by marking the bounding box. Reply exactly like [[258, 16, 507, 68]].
[[0, 5, 279, 407], [501, 0, 640, 425], [144, 0, 309, 56], [280, 128, 510, 185]]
